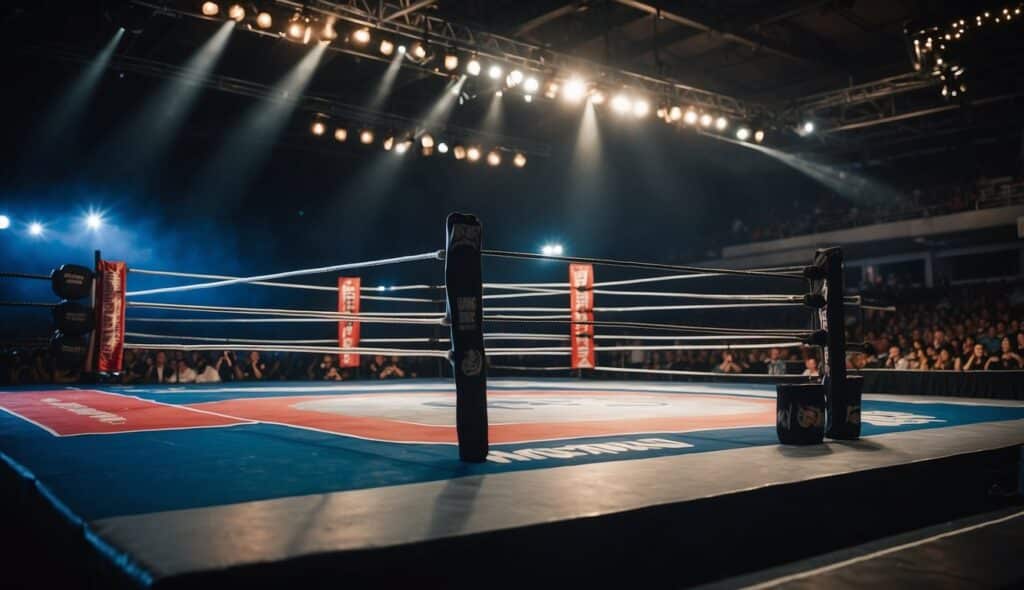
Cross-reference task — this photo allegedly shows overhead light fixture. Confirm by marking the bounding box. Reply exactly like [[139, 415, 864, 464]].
[[589, 89, 606, 105], [467, 146, 481, 162], [359, 129, 374, 144], [438, 142, 450, 154], [495, 90, 503, 97], [443, 53, 459, 71], [507, 69, 523, 87], [320, 20, 339, 42], [754, 129, 765, 143], [397, 45, 406, 54], [201, 2, 219, 17], [486, 150, 501, 166], [395, 140, 411, 154], [669, 106, 683, 122], [334, 127, 348, 142], [715, 116, 728, 131], [311, 120, 326, 136], [227, 4, 245, 21], [736, 127, 750, 141], [352, 27, 371, 44], [453, 145, 466, 160], [541, 244, 564, 256], [801, 120, 815, 134], [410, 42, 427, 60], [544, 82, 559, 99], [383, 136, 395, 151], [420, 133, 435, 148], [524, 94, 533, 103], [699, 113, 713, 128], [513, 152, 527, 168], [466, 58, 481, 76], [85, 212, 103, 231], [632, 98, 650, 118], [255, 11, 272, 29], [28, 222, 44, 236], [0, 215, 9, 230], [287, 14, 306, 40], [611, 94, 631, 114], [683, 108, 698, 125], [562, 78, 586, 103], [487, 64, 503, 80], [523, 77, 539, 94], [379, 39, 394, 55]]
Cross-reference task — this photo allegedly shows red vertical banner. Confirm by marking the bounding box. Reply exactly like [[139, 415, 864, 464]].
[[338, 277, 361, 367], [95, 261, 126, 373], [569, 263, 595, 369]]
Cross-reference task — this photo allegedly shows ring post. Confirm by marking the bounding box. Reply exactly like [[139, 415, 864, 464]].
[[444, 213, 488, 462], [814, 247, 861, 440]]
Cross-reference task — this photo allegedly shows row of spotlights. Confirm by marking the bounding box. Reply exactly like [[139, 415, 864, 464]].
[[310, 119, 527, 167], [0, 214, 102, 236]]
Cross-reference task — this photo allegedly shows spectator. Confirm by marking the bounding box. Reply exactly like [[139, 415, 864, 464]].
[[378, 356, 407, 379], [884, 346, 909, 370], [146, 351, 174, 383], [172, 358, 197, 384], [238, 351, 267, 380], [932, 348, 954, 371], [802, 357, 820, 377], [988, 336, 1022, 370], [961, 343, 988, 371], [194, 354, 221, 383], [713, 351, 743, 374], [215, 350, 236, 382]]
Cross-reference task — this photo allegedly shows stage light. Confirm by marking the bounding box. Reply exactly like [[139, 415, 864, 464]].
[[736, 127, 750, 141], [488, 64, 502, 80], [453, 145, 466, 159], [611, 94, 631, 114], [443, 53, 459, 71], [754, 129, 765, 143], [0, 215, 9, 230], [669, 106, 682, 121], [589, 90, 606, 105], [632, 98, 650, 118], [524, 94, 533, 103], [545, 82, 559, 99], [86, 212, 103, 231], [287, 16, 306, 40], [28, 222, 44, 236], [201, 2, 219, 17], [467, 146, 481, 162], [397, 45, 406, 54], [513, 152, 527, 168], [352, 27, 371, 44], [715, 116, 728, 131], [495, 90, 503, 97], [311, 120, 326, 136], [421, 133, 435, 148], [657, 106, 667, 120], [227, 4, 244, 22], [563, 78, 586, 103], [541, 244, 563, 256], [487, 150, 501, 166], [360, 129, 374, 144], [523, 76, 539, 94], [379, 39, 394, 55], [801, 120, 814, 134], [410, 42, 427, 60], [507, 69, 523, 87], [438, 142, 449, 154], [683, 108, 698, 125], [383, 136, 395, 151], [395, 140, 411, 154], [466, 58, 481, 76], [699, 113, 713, 127], [334, 127, 348, 142], [256, 11, 272, 29]]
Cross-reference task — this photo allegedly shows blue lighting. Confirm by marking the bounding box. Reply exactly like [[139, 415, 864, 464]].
[[28, 222, 44, 236], [540, 243, 564, 256], [0, 214, 10, 230], [86, 212, 103, 230]]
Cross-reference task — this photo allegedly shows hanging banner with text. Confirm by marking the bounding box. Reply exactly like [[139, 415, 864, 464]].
[[95, 260, 126, 373], [569, 263, 595, 369], [338, 277, 361, 367]]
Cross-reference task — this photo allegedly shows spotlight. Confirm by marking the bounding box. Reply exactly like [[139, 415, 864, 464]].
[[699, 113, 713, 127], [0, 215, 9, 230], [359, 129, 374, 144], [420, 133, 435, 148], [736, 127, 750, 141], [227, 3, 244, 21], [487, 64, 502, 80], [507, 69, 523, 87], [495, 90, 503, 97], [352, 27, 371, 44], [201, 2, 219, 17], [611, 94, 631, 114], [86, 213, 103, 231], [255, 11, 272, 29], [715, 116, 728, 131], [683, 108, 698, 125], [395, 140, 411, 154], [467, 146, 481, 162], [334, 127, 348, 142], [524, 94, 533, 103], [563, 78, 586, 103], [541, 244, 563, 256], [311, 120, 326, 136], [523, 76, 539, 94], [379, 39, 394, 55], [669, 106, 682, 121], [28, 222, 43, 236], [513, 152, 527, 168], [383, 136, 395, 151], [397, 45, 406, 54], [287, 15, 306, 40], [657, 106, 667, 120], [589, 90, 606, 105], [632, 98, 650, 118], [443, 53, 459, 71], [487, 150, 501, 166], [438, 142, 449, 154], [410, 42, 427, 60], [453, 145, 466, 160], [320, 20, 339, 42], [466, 58, 481, 76], [544, 82, 560, 99], [801, 120, 815, 134], [754, 129, 765, 143]]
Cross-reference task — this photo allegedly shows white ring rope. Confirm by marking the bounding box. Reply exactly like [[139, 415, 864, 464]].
[[127, 301, 446, 323], [128, 317, 360, 323], [485, 302, 802, 313], [124, 343, 450, 358], [486, 341, 803, 355], [593, 366, 815, 380], [125, 250, 443, 297]]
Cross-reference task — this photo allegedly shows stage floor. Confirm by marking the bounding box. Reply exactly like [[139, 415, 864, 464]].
[[2, 379, 1023, 586]]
